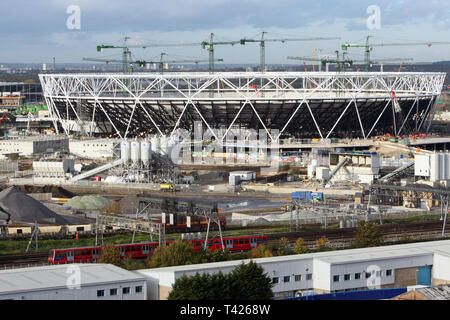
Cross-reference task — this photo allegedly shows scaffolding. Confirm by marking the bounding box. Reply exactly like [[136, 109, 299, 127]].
[[95, 213, 165, 246], [138, 197, 225, 251]]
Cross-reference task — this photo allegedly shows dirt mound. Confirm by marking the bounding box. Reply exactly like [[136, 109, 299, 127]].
[[0, 185, 76, 198], [0, 186, 75, 224]]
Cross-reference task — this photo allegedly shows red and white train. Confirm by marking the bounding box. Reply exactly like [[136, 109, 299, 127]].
[[48, 235, 268, 264]]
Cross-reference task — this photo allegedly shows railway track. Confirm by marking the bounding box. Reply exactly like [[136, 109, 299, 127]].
[[0, 221, 447, 268], [267, 221, 449, 243], [0, 252, 49, 267]]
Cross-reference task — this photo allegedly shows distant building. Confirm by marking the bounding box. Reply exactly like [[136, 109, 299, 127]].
[[0, 136, 68, 156]]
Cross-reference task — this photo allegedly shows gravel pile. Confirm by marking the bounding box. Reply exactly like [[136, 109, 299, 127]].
[[65, 195, 113, 210]]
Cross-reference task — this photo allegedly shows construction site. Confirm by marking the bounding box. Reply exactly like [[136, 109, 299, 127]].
[[0, 28, 448, 302]]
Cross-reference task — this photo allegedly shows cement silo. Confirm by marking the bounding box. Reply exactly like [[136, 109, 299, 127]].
[[160, 135, 169, 155], [439, 152, 448, 180], [151, 136, 160, 154], [120, 140, 131, 164], [141, 140, 152, 166], [130, 141, 141, 165]]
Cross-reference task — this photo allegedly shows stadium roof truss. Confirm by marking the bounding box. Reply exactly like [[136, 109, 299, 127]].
[[39, 72, 445, 140]]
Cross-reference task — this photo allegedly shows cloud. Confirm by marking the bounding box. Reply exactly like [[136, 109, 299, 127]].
[[1, 0, 449, 36], [0, 0, 448, 62]]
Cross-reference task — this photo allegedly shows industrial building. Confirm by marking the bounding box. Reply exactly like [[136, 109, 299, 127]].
[[327, 152, 380, 184], [0, 264, 146, 300], [415, 151, 450, 187], [69, 139, 120, 159], [32, 159, 75, 180], [135, 240, 450, 300], [0, 136, 68, 156]]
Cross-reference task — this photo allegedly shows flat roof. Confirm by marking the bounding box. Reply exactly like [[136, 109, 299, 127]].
[[0, 263, 144, 295], [138, 240, 450, 274], [408, 137, 450, 145]]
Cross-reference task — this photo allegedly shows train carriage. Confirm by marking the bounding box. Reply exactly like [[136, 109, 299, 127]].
[[48, 235, 268, 264]]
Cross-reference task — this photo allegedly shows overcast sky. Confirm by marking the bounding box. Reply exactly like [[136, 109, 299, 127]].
[[1, 0, 449, 64]]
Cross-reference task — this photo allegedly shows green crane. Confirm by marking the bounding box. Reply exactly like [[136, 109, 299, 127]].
[[342, 35, 450, 72], [288, 54, 413, 72], [82, 55, 222, 73], [97, 36, 233, 74], [287, 50, 354, 72], [96, 37, 199, 73], [201, 33, 240, 73], [240, 32, 340, 73]]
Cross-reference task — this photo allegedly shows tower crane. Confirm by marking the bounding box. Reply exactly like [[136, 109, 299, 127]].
[[239, 32, 340, 73], [288, 53, 413, 72], [288, 51, 354, 72], [96, 35, 234, 74], [96, 37, 199, 73], [201, 33, 241, 73], [342, 35, 450, 72], [82, 55, 222, 73]]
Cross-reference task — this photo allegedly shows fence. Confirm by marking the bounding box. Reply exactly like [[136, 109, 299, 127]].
[[285, 288, 407, 300]]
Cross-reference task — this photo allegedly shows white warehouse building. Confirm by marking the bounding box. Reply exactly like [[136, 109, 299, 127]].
[[69, 139, 121, 159], [0, 264, 146, 300], [0, 136, 68, 156], [136, 240, 450, 300]]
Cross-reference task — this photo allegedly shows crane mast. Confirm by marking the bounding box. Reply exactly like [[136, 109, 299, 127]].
[[240, 32, 340, 72], [342, 35, 450, 71]]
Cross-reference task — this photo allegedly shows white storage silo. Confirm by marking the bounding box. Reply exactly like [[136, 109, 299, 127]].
[[120, 140, 131, 164], [445, 152, 450, 180], [131, 141, 141, 165], [439, 152, 448, 180], [430, 153, 440, 182], [141, 140, 152, 166], [160, 135, 169, 155], [151, 136, 160, 154], [167, 135, 180, 159]]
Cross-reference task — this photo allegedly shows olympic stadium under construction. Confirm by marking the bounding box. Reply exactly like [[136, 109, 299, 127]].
[[39, 72, 446, 140]]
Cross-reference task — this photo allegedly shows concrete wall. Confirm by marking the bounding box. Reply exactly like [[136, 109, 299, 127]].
[[135, 270, 176, 300], [433, 253, 450, 284]]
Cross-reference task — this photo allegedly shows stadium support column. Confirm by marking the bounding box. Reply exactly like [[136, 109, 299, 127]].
[[426, 95, 440, 133]]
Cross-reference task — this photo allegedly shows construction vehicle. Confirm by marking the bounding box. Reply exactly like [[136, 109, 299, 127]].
[[160, 183, 177, 192]]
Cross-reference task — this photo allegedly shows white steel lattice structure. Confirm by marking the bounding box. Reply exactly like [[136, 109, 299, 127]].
[[39, 72, 445, 140]]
